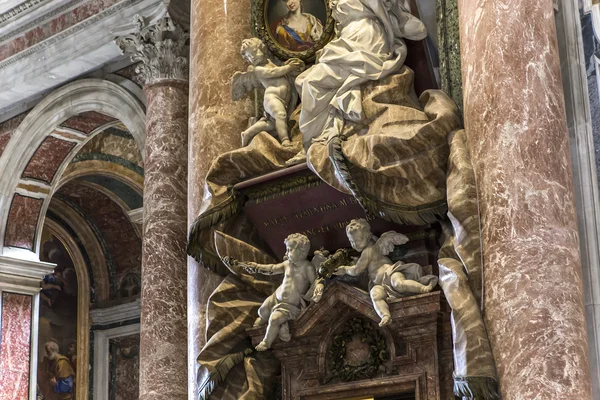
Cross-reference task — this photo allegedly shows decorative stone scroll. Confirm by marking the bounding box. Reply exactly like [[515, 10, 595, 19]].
[[115, 14, 189, 85]]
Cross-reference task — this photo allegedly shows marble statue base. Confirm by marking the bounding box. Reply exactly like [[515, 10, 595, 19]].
[[247, 281, 454, 400]]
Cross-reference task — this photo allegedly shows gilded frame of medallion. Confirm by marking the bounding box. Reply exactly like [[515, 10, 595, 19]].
[[252, 0, 336, 62]]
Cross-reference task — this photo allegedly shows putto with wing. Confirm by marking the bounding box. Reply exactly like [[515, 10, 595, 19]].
[[331, 218, 438, 327], [231, 37, 304, 147]]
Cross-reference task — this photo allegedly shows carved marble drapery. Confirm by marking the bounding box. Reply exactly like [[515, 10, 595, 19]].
[[458, 1, 592, 398], [116, 14, 189, 400]]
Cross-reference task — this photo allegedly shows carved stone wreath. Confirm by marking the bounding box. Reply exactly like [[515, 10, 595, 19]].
[[252, 0, 336, 62], [326, 317, 389, 383]]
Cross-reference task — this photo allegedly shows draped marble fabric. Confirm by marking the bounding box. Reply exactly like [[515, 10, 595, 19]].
[[295, 0, 427, 147], [307, 67, 461, 225], [438, 129, 499, 398], [196, 275, 279, 400]]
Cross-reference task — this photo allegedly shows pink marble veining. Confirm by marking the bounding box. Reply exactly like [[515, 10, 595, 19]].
[[140, 81, 188, 400], [0, 113, 26, 158], [188, 0, 253, 394], [0, 0, 122, 62], [22, 136, 76, 183], [458, 1, 592, 398], [0, 293, 33, 400], [60, 111, 116, 135], [4, 194, 43, 250]]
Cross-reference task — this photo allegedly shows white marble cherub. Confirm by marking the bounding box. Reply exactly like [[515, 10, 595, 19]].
[[241, 233, 317, 350], [334, 219, 438, 327], [232, 38, 305, 147]]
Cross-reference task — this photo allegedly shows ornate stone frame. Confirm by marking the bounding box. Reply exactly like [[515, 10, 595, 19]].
[[252, 0, 335, 62]]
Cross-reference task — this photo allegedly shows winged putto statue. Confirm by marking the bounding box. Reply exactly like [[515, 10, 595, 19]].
[[231, 38, 305, 147], [332, 219, 438, 327]]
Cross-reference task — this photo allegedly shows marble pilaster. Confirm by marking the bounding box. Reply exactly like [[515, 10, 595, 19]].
[[187, 0, 253, 396], [0, 254, 55, 400], [458, 1, 592, 398], [116, 14, 189, 400]]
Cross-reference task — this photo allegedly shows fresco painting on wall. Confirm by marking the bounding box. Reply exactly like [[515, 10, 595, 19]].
[[37, 229, 78, 400]]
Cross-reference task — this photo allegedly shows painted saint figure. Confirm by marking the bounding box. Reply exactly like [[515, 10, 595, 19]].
[[44, 340, 75, 400], [270, 0, 323, 52]]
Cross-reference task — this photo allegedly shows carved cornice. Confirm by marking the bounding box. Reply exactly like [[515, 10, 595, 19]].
[[0, 0, 47, 25], [115, 14, 189, 85], [90, 299, 141, 325], [0, 0, 84, 44], [0, 0, 142, 68]]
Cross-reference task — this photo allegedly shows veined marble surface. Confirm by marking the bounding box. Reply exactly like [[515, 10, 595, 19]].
[[458, 1, 592, 398]]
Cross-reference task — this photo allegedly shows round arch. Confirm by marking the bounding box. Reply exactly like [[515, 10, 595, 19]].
[[43, 218, 91, 400], [0, 78, 146, 256]]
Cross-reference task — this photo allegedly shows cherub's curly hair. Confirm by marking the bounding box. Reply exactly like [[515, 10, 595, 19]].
[[284, 233, 311, 257], [240, 38, 266, 56], [346, 218, 378, 241]]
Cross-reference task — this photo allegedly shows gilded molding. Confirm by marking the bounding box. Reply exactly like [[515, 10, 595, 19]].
[[115, 14, 189, 85]]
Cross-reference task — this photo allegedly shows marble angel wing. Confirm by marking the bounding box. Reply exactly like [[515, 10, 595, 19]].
[[231, 67, 261, 101], [375, 231, 409, 256], [214, 230, 281, 296]]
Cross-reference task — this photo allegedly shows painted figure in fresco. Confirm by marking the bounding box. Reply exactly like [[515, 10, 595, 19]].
[[44, 340, 75, 400], [289, 0, 427, 161], [270, 0, 323, 52], [333, 219, 438, 327], [40, 272, 63, 308], [232, 38, 305, 147], [240, 233, 317, 350]]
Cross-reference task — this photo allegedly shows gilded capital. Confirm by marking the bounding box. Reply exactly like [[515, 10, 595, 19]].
[[115, 14, 189, 85]]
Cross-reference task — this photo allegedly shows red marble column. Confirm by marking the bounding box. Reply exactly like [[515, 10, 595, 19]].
[[457, 1, 592, 398], [188, 0, 253, 396], [140, 80, 188, 400], [116, 15, 189, 400]]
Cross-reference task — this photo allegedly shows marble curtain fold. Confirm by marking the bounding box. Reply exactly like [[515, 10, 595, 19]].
[[306, 67, 459, 226], [438, 129, 499, 398], [196, 275, 279, 400]]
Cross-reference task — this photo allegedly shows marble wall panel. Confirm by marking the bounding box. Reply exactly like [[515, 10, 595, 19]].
[[109, 333, 140, 400], [4, 194, 43, 250], [0, 0, 122, 62], [0, 293, 32, 400], [0, 113, 25, 158], [22, 136, 76, 183], [60, 111, 117, 135]]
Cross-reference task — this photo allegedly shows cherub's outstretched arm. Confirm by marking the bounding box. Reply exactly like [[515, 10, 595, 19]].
[[335, 249, 371, 276], [243, 261, 286, 275], [253, 59, 304, 79]]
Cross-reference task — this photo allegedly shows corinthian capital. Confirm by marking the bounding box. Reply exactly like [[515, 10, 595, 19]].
[[115, 14, 189, 85]]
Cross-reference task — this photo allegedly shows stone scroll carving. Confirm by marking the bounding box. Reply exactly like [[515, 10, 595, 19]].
[[115, 14, 189, 85]]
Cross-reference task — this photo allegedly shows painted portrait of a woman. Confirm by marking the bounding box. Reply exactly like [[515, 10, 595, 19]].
[[270, 0, 324, 52]]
